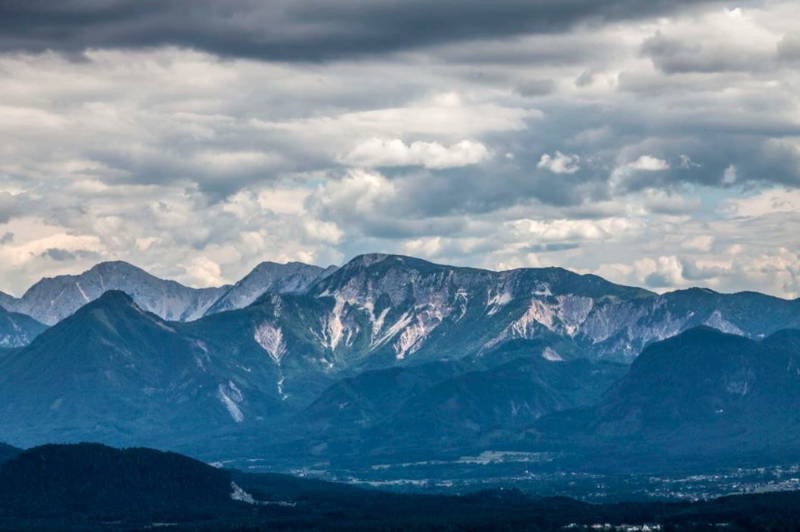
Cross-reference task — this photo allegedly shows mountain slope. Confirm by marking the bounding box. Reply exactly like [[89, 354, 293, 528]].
[[296, 340, 627, 460], [0, 305, 46, 348], [0, 291, 286, 449], [0, 290, 16, 310], [536, 327, 800, 464], [204, 261, 336, 315], [2, 261, 229, 325], [0, 443, 20, 464], [233, 253, 799, 368], [594, 327, 800, 437]]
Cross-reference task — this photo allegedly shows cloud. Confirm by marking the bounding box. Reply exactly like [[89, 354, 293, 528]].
[[641, 8, 779, 74], [0, 0, 799, 299], [537, 151, 581, 174], [610, 155, 670, 191], [722, 188, 800, 217], [628, 155, 670, 172], [340, 138, 490, 169], [0, 193, 21, 224], [0, 0, 723, 61], [777, 32, 800, 62]]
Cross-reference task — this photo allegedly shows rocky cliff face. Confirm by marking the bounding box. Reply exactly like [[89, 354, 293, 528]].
[[243, 254, 799, 367]]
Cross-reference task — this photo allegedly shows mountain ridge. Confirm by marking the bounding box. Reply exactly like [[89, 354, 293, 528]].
[[0, 305, 46, 348]]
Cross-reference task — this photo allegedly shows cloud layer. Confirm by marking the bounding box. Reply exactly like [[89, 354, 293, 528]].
[[0, 1, 798, 298]]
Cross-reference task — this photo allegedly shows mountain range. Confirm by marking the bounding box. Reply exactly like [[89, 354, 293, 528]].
[[0, 253, 798, 477], [0, 259, 334, 326]]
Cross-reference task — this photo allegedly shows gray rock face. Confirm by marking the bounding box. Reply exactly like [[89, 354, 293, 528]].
[[260, 254, 799, 365], [203, 261, 336, 316]]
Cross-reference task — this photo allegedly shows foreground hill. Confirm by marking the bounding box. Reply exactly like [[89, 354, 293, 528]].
[[2, 443, 800, 530], [0, 444, 238, 524], [0, 443, 19, 465]]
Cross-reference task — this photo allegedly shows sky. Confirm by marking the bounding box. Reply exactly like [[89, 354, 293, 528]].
[[0, 0, 798, 298]]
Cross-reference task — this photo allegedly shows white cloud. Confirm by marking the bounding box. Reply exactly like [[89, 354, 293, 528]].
[[341, 138, 490, 169], [610, 155, 670, 190], [722, 188, 800, 217], [682, 235, 714, 252], [507, 217, 640, 242], [185, 256, 224, 286], [537, 151, 581, 174], [628, 155, 669, 172]]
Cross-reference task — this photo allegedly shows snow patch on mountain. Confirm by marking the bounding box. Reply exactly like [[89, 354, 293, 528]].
[[705, 310, 744, 335], [486, 289, 513, 316], [217, 381, 245, 423], [231, 482, 257, 504], [254, 323, 287, 364], [373, 311, 413, 348], [325, 295, 347, 350], [542, 347, 563, 361], [512, 299, 557, 336]]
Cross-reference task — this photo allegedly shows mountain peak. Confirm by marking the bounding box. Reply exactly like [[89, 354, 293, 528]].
[[88, 289, 135, 307], [341, 253, 446, 272], [346, 253, 392, 267], [203, 260, 332, 315], [89, 260, 144, 273]]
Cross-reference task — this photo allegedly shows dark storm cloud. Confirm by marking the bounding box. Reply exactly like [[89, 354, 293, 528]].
[[641, 31, 772, 73], [40, 248, 101, 262], [0, 0, 722, 61]]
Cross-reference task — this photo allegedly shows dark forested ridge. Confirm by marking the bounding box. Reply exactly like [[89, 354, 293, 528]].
[[0, 443, 19, 465], [1, 443, 800, 530]]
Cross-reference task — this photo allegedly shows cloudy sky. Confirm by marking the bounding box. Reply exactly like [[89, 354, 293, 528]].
[[0, 0, 798, 298]]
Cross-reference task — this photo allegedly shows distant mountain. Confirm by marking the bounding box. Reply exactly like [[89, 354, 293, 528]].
[[0, 291, 286, 449], [0, 259, 338, 328], [0, 290, 16, 310], [2, 253, 797, 357], [596, 327, 800, 437], [203, 261, 336, 315], [237, 253, 800, 366], [0, 305, 46, 348], [537, 327, 800, 464], [0, 261, 229, 325], [0, 253, 798, 469]]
